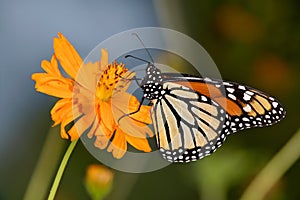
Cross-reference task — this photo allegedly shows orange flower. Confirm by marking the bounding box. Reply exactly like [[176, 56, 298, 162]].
[[85, 164, 114, 199], [32, 33, 153, 158]]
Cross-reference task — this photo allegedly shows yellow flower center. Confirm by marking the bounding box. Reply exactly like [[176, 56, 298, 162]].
[[96, 62, 128, 101]]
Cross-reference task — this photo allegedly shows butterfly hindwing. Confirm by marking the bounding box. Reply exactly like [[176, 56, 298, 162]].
[[151, 82, 231, 162]]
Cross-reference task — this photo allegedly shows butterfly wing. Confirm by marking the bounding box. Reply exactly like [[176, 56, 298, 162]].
[[151, 81, 231, 162], [151, 74, 286, 163], [164, 74, 286, 132]]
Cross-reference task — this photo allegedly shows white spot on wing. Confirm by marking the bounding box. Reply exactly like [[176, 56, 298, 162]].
[[245, 91, 254, 96], [242, 117, 250, 122], [226, 87, 235, 93], [201, 96, 207, 102], [228, 93, 236, 100], [223, 82, 233, 86], [243, 93, 251, 101], [238, 85, 246, 90], [243, 104, 252, 112], [272, 102, 278, 108]]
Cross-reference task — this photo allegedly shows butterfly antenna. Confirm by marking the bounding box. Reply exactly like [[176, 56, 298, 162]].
[[125, 55, 151, 64], [131, 33, 154, 63]]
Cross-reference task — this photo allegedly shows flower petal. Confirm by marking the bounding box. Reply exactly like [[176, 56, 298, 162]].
[[100, 49, 108, 71], [73, 85, 95, 115], [41, 55, 62, 76], [51, 98, 73, 125], [68, 112, 95, 140], [107, 128, 127, 159], [67, 126, 79, 141], [129, 105, 152, 125], [100, 101, 115, 132], [111, 92, 153, 137], [87, 117, 101, 138], [94, 135, 110, 150], [32, 73, 74, 98], [93, 117, 114, 150], [116, 71, 136, 93], [51, 98, 81, 139], [60, 116, 74, 139], [117, 113, 154, 138], [125, 134, 152, 152], [75, 61, 99, 92], [112, 92, 152, 120], [54, 32, 82, 79], [112, 102, 153, 138]]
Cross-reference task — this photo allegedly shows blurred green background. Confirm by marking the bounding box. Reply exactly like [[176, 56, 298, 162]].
[[0, 0, 299, 199]]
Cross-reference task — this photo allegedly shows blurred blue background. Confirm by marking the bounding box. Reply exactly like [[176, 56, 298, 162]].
[[0, 0, 299, 199]]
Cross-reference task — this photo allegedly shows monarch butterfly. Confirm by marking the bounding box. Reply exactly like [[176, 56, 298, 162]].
[[122, 53, 286, 163], [130, 59, 286, 163]]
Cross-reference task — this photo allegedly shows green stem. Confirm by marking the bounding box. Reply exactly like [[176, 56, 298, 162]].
[[240, 128, 300, 200], [48, 139, 78, 200]]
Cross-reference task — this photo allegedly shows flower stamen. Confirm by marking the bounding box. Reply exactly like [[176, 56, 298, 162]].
[[96, 62, 128, 102]]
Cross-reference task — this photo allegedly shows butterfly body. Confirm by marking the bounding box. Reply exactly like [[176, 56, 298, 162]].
[[140, 64, 164, 100], [138, 63, 286, 163]]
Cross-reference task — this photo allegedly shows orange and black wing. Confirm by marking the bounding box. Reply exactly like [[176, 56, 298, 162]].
[[166, 75, 286, 132]]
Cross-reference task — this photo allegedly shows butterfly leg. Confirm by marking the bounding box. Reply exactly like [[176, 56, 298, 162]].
[[120, 73, 142, 87], [117, 96, 146, 124]]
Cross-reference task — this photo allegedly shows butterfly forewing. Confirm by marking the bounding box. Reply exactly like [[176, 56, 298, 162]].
[[167, 76, 286, 133], [221, 82, 286, 132]]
